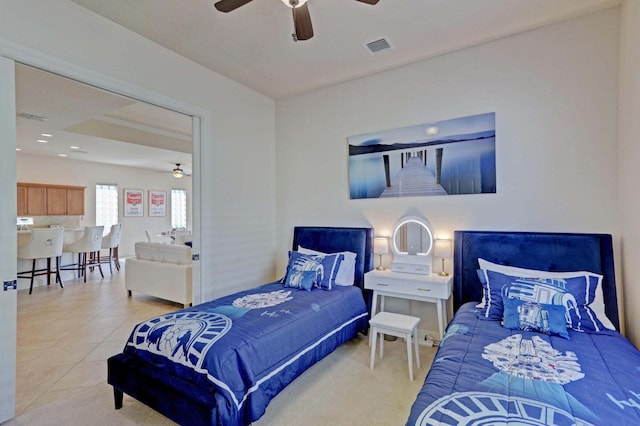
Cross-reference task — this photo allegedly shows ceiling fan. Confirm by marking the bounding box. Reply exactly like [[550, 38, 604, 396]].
[[213, 0, 380, 41], [158, 163, 191, 178]]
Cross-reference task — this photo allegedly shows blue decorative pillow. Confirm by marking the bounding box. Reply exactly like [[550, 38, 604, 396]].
[[481, 270, 611, 332], [284, 269, 317, 292], [503, 297, 570, 339], [307, 252, 344, 290], [477, 259, 615, 331], [283, 252, 321, 291]]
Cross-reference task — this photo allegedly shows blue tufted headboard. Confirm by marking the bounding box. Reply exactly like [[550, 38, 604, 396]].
[[453, 231, 619, 330], [292, 226, 374, 291]]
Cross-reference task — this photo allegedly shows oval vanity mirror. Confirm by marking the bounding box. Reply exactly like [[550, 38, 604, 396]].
[[391, 216, 434, 274]]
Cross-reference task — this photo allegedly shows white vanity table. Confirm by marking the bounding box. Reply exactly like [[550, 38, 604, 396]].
[[365, 269, 452, 340], [368, 215, 453, 340]]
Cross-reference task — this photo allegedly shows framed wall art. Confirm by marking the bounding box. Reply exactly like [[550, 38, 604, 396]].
[[149, 190, 167, 217], [124, 189, 144, 217], [348, 112, 496, 199]]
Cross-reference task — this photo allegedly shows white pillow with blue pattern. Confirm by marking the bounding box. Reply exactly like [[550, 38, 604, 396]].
[[480, 269, 615, 333]]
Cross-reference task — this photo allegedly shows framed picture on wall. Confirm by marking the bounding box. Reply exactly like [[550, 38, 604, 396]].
[[124, 189, 144, 217], [149, 190, 167, 217], [348, 112, 496, 199]]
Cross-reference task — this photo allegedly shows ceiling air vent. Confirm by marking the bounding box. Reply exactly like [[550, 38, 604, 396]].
[[365, 37, 392, 55]]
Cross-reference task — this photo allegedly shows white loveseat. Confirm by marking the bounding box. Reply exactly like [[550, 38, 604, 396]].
[[125, 242, 192, 307]]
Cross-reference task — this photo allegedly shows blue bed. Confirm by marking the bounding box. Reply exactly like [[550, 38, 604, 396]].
[[108, 226, 373, 425], [406, 231, 640, 426]]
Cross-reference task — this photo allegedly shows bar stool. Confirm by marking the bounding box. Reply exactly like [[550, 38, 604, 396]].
[[61, 226, 104, 282], [17, 228, 65, 294], [99, 224, 121, 273], [369, 312, 421, 381]]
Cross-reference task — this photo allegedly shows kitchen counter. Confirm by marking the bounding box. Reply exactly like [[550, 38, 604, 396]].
[[17, 227, 87, 248]]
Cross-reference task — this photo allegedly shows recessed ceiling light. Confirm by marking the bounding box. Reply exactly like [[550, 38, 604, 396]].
[[36, 139, 48, 143], [41, 133, 52, 137], [70, 146, 80, 150], [16, 148, 21, 151], [58, 153, 67, 157]]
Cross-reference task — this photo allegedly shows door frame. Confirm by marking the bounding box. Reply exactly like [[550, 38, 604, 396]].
[[0, 53, 18, 424], [0, 38, 211, 420], [0, 38, 209, 306]]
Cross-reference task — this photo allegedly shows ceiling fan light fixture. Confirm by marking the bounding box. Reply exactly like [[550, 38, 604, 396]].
[[172, 163, 185, 178], [280, 0, 308, 8]]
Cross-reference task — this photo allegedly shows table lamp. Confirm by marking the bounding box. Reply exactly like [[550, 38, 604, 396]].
[[433, 239, 452, 276], [374, 236, 389, 271]]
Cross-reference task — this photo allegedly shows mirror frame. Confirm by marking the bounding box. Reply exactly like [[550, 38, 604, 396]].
[[391, 216, 434, 258]]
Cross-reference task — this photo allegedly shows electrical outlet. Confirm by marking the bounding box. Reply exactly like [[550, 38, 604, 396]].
[[419, 330, 439, 347], [419, 330, 435, 347]]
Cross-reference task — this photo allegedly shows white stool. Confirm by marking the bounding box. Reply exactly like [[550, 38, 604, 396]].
[[61, 226, 104, 282], [369, 312, 421, 381], [98, 224, 122, 274]]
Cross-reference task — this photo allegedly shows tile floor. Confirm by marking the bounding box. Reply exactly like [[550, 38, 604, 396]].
[[15, 263, 180, 417]]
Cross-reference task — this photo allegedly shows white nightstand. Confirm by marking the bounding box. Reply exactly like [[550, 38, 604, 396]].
[[364, 269, 453, 340]]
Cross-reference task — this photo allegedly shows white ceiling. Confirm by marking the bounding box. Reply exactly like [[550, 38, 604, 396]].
[[72, 0, 620, 100], [16, 64, 193, 174], [17, 0, 620, 173]]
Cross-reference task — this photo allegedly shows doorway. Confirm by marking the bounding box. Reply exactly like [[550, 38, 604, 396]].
[[0, 48, 210, 422], [15, 63, 194, 267]]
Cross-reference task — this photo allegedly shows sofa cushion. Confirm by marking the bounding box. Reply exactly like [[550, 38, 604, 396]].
[[134, 242, 192, 265]]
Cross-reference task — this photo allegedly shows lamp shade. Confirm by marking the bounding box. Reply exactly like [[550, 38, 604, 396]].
[[433, 239, 452, 259], [374, 236, 389, 255]]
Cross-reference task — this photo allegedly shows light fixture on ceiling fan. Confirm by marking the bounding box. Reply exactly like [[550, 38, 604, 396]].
[[172, 163, 187, 178], [213, 0, 380, 42], [157, 163, 191, 178], [173, 165, 184, 178]]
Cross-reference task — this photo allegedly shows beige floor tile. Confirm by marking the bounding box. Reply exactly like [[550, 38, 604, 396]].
[[48, 360, 108, 391], [83, 340, 128, 363], [15, 266, 176, 417]]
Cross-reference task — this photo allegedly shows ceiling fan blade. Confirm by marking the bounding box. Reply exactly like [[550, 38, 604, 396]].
[[293, 3, 313, 41], [214, 0, 253, 13], [355, 0, 380, 4]]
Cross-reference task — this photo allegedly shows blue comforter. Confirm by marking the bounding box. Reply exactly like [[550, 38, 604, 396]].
[[406, 303, 640, 426], [123, 282, 368, 425]]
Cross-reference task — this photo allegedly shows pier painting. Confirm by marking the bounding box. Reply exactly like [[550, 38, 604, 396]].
[[348, 112, 496, 199]]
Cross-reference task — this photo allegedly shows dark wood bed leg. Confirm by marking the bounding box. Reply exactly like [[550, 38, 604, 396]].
[[114, 388, 124, 409]]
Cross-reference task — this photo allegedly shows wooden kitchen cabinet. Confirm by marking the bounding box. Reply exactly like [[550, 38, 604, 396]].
[[24, 185, 47, 216], [17, 184, 28, 216], [66, 187, 85, 215], [17, 183, 85, 216], [46, 187, 67, 215]]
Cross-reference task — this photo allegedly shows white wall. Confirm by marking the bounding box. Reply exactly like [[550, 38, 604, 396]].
[[1, 0, 277, 300], [276, 10, 621, 336], [17, 153, 192, 257], [619, 1, 640, 346]]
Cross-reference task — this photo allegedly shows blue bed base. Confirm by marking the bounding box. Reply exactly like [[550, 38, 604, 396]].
[[108, 226, 373, 426]]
